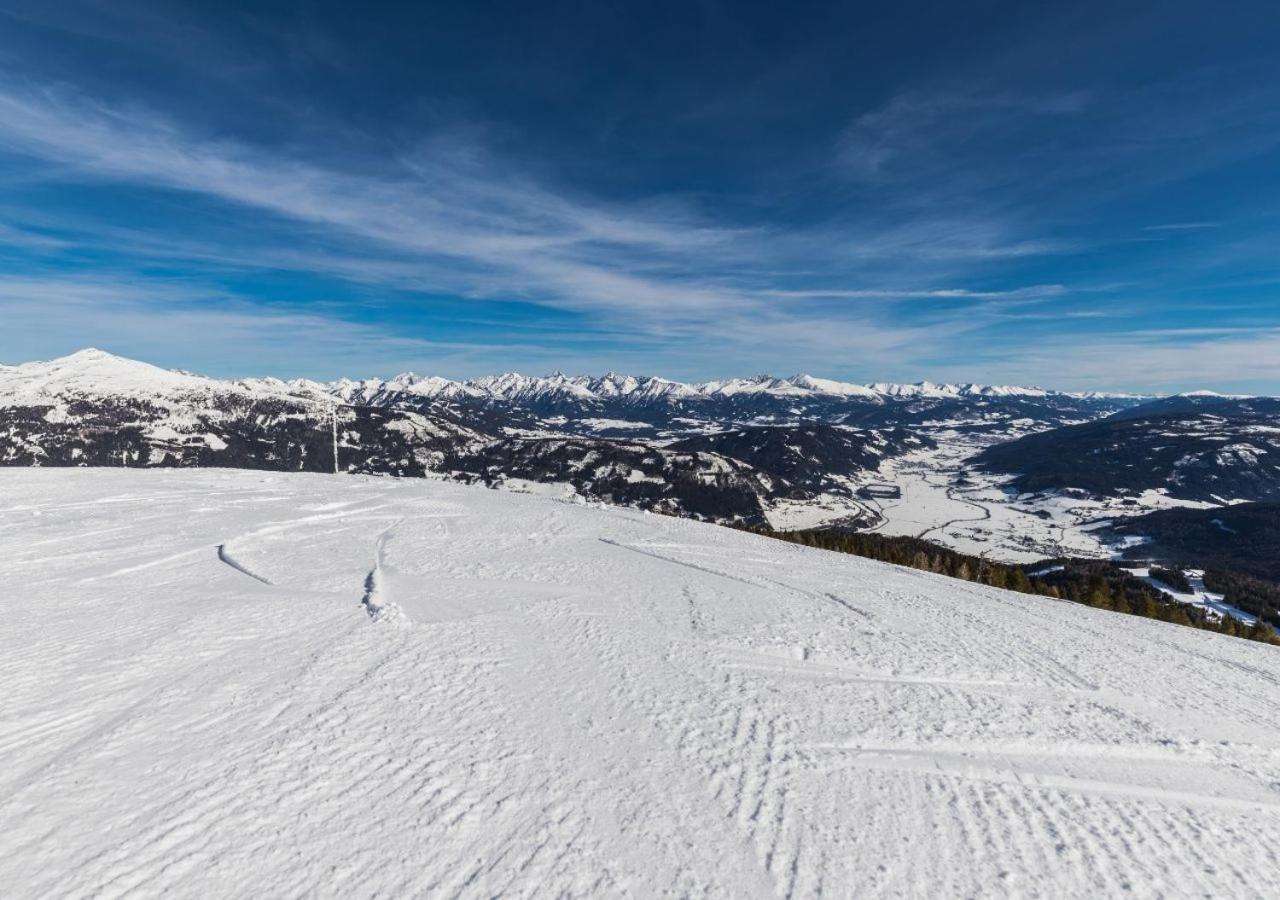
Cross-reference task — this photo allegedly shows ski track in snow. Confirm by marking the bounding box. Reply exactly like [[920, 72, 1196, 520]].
[[361, 517, 406, 622], [1, 469, 1279, 898], [216, 542, 275, 585]]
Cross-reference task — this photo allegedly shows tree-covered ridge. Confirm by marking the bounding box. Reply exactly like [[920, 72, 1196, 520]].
[[1202, 570, 1280, 630], [1114, 501, 1280, 582], [974, 398, 1280, 502], [1148, 567, 1192, 593]]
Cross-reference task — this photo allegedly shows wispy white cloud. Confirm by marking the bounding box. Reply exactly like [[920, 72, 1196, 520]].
[[5, 268, 1279, 394], [834, 61, 1280, 224], [3, 71, 1278, 390], [0, 77, 1106, 381], [1143, 221, 1221, 232], [929, 325, 1280, 394], [839, 89, 1087, 183], [761, 284, 1064, 301], [0, 217, 69, 250], [0, 273, 553, 377], [0, 80, 760, 320], [0, 269, 969, 382], [0, 78, 1088, 317]]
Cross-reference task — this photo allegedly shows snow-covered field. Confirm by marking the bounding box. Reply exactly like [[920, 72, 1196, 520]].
[[2, 469, 1279, 897], [865, 441, 1219, 564]]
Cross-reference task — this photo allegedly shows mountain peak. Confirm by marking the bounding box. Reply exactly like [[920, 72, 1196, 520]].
[[787, 374, 882, 398], [38, 347, 170, 375], [0, 348, 285, 408], [62, 347, 115, 361], [1176, 389, 1250, 399]]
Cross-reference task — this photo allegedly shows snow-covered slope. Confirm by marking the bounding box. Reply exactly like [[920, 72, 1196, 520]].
[[977, 396, 1280, 503], [2, 468, 1278, 897], [0, 347, 261, 407]]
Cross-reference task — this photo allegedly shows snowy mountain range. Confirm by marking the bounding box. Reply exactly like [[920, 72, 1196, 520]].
[[11, 348, 1249, 531], [309, 359, 1147, 442], [0, 348, 1141, 412], [327, 365, 1130, 407], [0, 349, 1108, 530]]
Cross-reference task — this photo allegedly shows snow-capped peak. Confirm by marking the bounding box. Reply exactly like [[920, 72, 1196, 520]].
[[572, 373, 705, 403], [467, 372, 597, 402], [0, 348, 237, 408], [388, 373, 481, 399], [866, 381, 1050, 399], [0, 349, 358, 411], [583, 372, 641, 397], [786, 374, 882, 399], [697, 375, 812, 397], [1176, 390, 1251, 399]]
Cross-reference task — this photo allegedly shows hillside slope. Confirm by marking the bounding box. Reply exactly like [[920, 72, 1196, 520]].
[[1, 469, 1278, 897], [1114, 501, 1280, 582], [975, 397, 1280, 502]]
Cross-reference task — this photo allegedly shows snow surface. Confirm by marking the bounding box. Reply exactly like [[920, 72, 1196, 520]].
[[2, 469, 1279, 897]]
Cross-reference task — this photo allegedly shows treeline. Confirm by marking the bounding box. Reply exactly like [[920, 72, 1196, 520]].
[[1148, 567, 1192, 593], [753, 528, 1278, 646], [1202, 570, 1280, 629], [1114, 501, 1280, 582]]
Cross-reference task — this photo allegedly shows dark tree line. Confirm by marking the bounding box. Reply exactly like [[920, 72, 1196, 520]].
[[1114, 501, 1280, 582], [1148, 567, 1192, 593], [1202, 570, 1280, 629], [1110, 502, 1280, 629]]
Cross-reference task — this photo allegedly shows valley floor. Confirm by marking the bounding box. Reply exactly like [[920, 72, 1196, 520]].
[[865, 440, 1217, 564], [1, 469, 1279, 897]]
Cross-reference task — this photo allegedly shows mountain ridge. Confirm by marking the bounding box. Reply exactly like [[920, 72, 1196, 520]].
[[0, 349, 1151, 406]]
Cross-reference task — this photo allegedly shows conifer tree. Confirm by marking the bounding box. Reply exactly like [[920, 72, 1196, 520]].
[[1087, 575, 1112, 609]]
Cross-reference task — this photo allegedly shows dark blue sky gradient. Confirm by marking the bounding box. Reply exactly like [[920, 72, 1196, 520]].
[[1, 1, 1279, 391]]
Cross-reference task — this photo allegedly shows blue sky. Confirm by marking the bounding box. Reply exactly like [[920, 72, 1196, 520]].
[[1, 1, 1279, 391]]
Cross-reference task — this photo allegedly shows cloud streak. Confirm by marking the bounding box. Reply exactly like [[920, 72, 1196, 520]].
[[0, 77, 1103, 381], [952, 327, 1280, 395], [0, 81, 760, 318], [1, 45, 1279, 391]]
